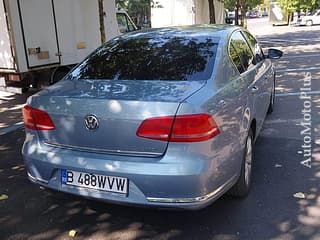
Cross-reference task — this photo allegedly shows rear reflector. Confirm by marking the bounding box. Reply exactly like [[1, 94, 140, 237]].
[[8, 74, 21, 82], [137, 114, 220, 142], [22, 105, 55, 130]]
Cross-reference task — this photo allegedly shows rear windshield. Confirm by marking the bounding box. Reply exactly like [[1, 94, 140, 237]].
[[69, 35, 219, 81]]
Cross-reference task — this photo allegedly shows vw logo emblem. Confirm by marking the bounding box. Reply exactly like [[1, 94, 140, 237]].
[[84, 114, 99, 131]]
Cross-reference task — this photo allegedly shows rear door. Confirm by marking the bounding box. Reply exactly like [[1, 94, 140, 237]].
[[230, 31, 266, 129], [242, 30, 273, 118], [0, 0, 14, 70], [18, 0, 60, 68]]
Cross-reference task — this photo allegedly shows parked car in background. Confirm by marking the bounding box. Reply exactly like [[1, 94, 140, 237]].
[[22, 25, 283, 210], [247, 11, 260, 18], [225, 10, 235, 24], [261, 10, 268, 17], [297, 9, 320, 26]]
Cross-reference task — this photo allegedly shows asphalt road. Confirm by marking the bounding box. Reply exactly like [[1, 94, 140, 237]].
[[0, 19, 320, 240]]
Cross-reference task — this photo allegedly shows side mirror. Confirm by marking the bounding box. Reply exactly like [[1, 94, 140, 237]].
[[267, 49, 283, 59]]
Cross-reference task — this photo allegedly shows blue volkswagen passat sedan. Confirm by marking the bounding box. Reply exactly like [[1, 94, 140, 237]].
[[22, 25, 282, 209]]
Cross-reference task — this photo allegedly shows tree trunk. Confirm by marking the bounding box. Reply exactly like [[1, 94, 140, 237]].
[[235, 0, 239, 26], [208, 0, 216, 24], [240, 0, 247, 28], [98, 0, 105, 44]]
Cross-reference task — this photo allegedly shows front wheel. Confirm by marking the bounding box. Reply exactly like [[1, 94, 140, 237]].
[[228, 129, 254, 197]]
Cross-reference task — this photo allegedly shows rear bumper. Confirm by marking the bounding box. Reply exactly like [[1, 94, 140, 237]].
[[22, 138, 240, 210], [26, 170, 237, 210]]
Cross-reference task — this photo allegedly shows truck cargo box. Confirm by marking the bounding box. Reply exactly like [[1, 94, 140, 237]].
[[0, 0, 136, 91]]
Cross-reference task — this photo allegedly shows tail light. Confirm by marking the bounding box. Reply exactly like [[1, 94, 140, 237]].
[[137, 114, 220, 142], [22, 105, 55, 130]]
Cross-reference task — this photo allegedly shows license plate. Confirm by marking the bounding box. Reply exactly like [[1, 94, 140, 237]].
[[61, 169, 128, 195]]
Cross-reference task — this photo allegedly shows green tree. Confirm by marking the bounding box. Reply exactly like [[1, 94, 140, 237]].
[[247, 0, 263, 9], [278, 0, 298, 14], [224, 0, 236, 10], [278, 0, 319, 12], [225, 0, 262, 27]]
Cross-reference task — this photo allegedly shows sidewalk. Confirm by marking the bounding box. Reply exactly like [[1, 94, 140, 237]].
[[0, 90, 36, 135]]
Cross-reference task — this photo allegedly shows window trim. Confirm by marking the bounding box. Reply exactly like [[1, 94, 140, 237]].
[[241, 30, 265, 64]]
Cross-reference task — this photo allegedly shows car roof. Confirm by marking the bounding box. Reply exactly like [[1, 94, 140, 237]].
[[118, 24, 241, 41]]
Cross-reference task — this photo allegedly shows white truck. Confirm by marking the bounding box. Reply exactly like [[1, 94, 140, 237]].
[[151, 0, 225, 28], [0, 0, 137, 92]]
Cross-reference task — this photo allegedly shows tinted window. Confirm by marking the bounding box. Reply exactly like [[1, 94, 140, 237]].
[[230, 31, 254, 72], [229, 44, 244, 74], [242, 31, 264, 63], [69, 35, 218, 81]]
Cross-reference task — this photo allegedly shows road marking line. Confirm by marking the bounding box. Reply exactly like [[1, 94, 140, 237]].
[[281, 54, 320, 59], [0, 122, 24, 136], [261, 39, 320, 43], [264, 118, 302, 124], [277, 67, 320, 73], [276, 91, 320, 97]]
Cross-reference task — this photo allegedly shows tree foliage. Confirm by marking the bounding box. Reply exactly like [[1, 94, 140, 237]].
[[225, 0, 263, 10], [278, 0, 319, 12]]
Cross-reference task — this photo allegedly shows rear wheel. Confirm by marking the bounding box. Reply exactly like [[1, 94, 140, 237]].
[[228, 129, 253, 197], [306, 20, 313, 26]]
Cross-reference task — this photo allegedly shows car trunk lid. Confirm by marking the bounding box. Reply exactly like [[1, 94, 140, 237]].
[[30, 79, 205, 156]]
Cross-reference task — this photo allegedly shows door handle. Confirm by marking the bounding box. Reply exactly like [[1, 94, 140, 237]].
[[251, 86, 259, 93], [218, 100, 226, 106]]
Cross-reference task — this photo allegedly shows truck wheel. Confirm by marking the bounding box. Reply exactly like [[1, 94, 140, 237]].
[[50, 67, 70, 85], [228, 129, 253, 197], [306, 20, 313, 26]]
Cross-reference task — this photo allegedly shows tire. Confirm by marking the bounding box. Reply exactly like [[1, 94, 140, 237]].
[[306, 20, 313, 26], [228, 129, 254, 197], [50, 67, 70, 85], [267, 78, 275, 114]]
